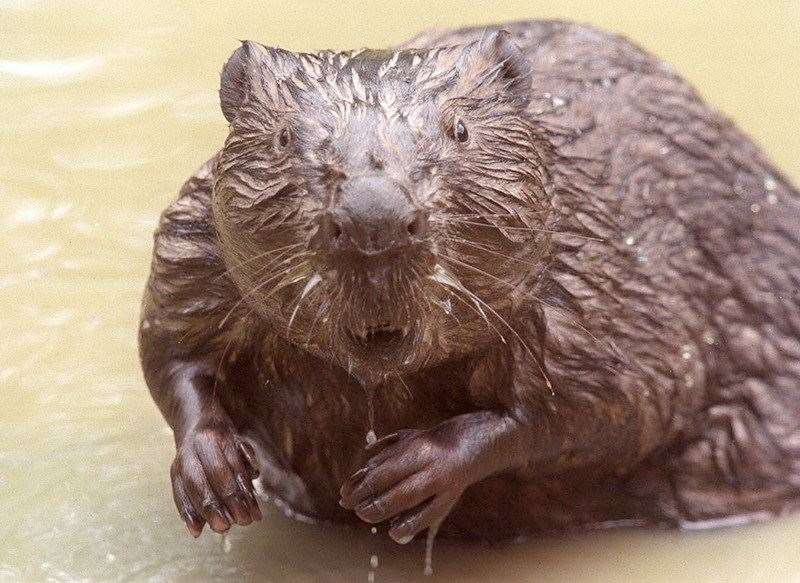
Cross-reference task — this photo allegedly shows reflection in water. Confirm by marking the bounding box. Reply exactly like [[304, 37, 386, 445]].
[[1, 1, 799, 581]]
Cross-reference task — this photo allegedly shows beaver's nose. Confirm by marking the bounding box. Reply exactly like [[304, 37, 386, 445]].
[[319, 176, 428, 255]]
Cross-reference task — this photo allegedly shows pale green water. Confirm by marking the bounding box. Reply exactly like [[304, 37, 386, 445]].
[[1, 1, 799, 581]]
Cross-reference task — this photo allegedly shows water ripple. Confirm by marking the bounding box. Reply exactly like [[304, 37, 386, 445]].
[[0, 56, 104, 84], [93, 94, 163, 119]]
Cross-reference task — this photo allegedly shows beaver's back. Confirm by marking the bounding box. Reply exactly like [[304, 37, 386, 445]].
[[408, 21, 800, 524]]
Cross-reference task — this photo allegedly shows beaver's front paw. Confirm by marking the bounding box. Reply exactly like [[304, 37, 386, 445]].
[[339, 427, 476, 544], [170, 418, 262, 537]]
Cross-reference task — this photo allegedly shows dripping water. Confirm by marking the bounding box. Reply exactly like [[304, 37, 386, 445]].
[[367, 552, 379, 582], [221, 533, 232, 554], [364, 384, 378, 580], [424, 518, 444, 576], [364, 384, 376, 446], [366, 429, 377, 446]]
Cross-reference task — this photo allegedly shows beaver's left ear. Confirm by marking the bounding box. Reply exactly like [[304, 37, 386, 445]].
[[456, 30, 532, 103]]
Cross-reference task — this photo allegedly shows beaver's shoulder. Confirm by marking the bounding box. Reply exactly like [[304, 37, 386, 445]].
[[144, 152, 241, 351]]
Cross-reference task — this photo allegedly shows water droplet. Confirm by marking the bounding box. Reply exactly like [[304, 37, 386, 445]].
[[371, 527, 377, 535], [25, 244, 61, 263], [40, 310, 73, 327], [624, 236, 635, 246], [424, 519, 443, 576], [0, 367, 18, 383], [10, 201, 46, 225], [364, 385, 376, 445], [50, 202, 72, 220], [370, 555, 379, 569]]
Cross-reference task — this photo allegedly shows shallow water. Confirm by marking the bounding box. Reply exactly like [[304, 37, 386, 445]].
[[2, 1, 799, 581]]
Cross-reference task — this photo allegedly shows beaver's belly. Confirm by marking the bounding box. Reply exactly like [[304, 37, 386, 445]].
[[220, 349, 489, 519], [217, 347, 684, 536]]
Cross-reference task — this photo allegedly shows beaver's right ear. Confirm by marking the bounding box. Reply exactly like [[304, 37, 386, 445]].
[[219, 40, 299, 123]]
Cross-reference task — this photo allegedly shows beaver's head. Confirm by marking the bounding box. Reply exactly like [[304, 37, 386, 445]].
[[213, 31, 553, 380]]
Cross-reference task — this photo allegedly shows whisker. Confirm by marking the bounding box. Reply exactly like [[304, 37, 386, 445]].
[[438, 253, 522, 291], [434, 261, 521, 348], [442, 212, 521, 218], [287, 273, 322, 332], [433, 261, 554, 395], [431, 218, 604, 242], [248, 249, 312, 279], [439, 249, 612, 358], [303, 299, 329, 347], [262, 262, 312, 297], [429, 265, 500, 338], [440, 236, 543, 269], [214, 242, 304, 281], [438, 249, 628, 372], [396, 373, 412, 399], [430, 267, 508, 344], [218, 260, 310, 329]]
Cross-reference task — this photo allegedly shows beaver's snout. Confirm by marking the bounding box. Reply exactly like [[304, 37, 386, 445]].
[[318, 174, 428, 258]]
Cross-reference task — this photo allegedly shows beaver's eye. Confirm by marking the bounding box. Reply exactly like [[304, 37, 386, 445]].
[[454, 119, 469, 143], [277, 127, 291, 149]]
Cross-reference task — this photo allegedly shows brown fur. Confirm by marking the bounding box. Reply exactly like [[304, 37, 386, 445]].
[[139, 21, 800, 541]]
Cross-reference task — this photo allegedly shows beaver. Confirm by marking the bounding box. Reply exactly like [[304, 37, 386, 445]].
[[139, 20, 800, 543]]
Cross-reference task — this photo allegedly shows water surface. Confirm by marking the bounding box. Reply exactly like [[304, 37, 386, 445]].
[[2, 1, 799, 581]]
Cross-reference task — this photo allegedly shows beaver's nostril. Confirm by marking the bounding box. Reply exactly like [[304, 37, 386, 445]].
[[320, 211, 346, 246], [406, 211, 428, 239]]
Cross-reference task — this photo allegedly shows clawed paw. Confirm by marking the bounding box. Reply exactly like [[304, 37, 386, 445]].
[[170, 420, 262, 537], [339, 428, 469, 543]]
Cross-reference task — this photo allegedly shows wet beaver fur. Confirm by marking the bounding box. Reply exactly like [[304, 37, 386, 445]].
[[139, 21, 800, 542]]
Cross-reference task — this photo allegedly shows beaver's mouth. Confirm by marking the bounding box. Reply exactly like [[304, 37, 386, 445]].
[[346, 324, 409, 351]]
